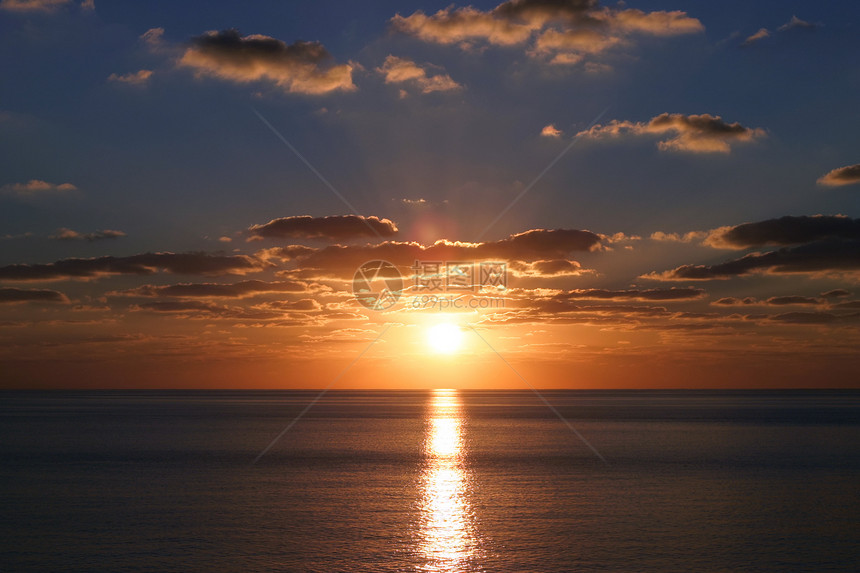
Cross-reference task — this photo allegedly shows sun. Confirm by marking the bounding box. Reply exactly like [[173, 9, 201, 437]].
[[426, 323, 464, 354]]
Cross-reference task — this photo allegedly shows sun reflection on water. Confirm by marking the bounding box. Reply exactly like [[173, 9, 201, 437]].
[[418, 389, 481, 572]]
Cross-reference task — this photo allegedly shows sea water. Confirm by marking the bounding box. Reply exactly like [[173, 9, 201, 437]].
[[1, 390, 858, 572]]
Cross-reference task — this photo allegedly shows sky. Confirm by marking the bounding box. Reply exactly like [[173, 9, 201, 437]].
[[1, 0, 859, 389]]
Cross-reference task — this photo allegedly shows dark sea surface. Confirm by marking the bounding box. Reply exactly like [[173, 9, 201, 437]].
[[1, 389, 858, 572]]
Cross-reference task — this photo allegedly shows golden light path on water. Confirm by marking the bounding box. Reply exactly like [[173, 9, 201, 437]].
[[418, 389, 481, 572]]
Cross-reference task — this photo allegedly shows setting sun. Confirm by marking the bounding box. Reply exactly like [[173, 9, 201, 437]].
[[426, 323, 464, 354]]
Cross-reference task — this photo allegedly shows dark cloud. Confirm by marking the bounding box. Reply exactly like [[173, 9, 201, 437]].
[[833, 300, 860, 310], [118, 280, 310, 298], [248, 215, 398, 241], [817, 164, 860, 187], [555, 287, 706, 301], [179, 29, 355, 95], [770, 312, 841, 324], [262, 228, 602, 278], [713, 297, 756, 306], [49, 228, 126, 242], [579, 113, 765, 153], [644, 240, 860, 281], [0, 287, 68, 303], [716, 295, 822, 306], [133, 300, 282, 320], [821, 289, 851, 299], [391, 0, 702, 66], [0, 252, 268, 282], [705, 215, 860, 249], [766, 296, 820, 305]]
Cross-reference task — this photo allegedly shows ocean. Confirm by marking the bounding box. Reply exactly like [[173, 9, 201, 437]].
[[1, 390, 858, 572]]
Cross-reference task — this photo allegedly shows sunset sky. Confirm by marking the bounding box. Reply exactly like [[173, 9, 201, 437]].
[[1, 0, 859, 388]]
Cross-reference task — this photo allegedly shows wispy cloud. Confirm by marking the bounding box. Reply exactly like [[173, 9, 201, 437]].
[[778, 15, 818, 32], [0, 0, 70, 12], [49, 228, 126, 242], [2, 180, 77, 196], [741, 28, 770, 46], [108, 70, 153, 86]]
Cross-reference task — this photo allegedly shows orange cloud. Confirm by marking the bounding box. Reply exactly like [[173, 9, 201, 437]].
[[376, 55, 462, 94], [579, 113, 765, 153], [818, 164, 860, 187], [2, 180, 77, 195], [49, 228, 126, 242], [0, 0, 69, 12], [540, 124, 562, 138], [108, 70, 153, 86], [391, 0, 702, 65]]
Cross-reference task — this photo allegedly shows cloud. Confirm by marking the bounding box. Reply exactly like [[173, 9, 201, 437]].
[[2, 180, 77, 196], [769, 312, 844, 325], [713, 297, 756, 306], [778, 16, 818, 32], [650, 230, 708, 243], [644, 239, 860, 281], [509, 259, 585, 277], [742, 28, 770, 46], [178, 29, 355, 95], [818, 164, 860, 187], [704, 216, 860, 249], [0, 252, 269, 282], [376, 55, 462, 94], [540, 124, 562, 138], [766, 296, 820, 305], [556, 287, 706, 301], [49, 228, 126, 242], [265, 228, 602, 278], [391, 0, 702, 65], [821, 289, 851, 299], [0, 0, 70, 12], [248, 215, 398, 241], [108, 70, 153, 86], [0, 287, 68, 303], [141, 27, 164, 46], [579, 113, 765, 153], [116, 279, 311, 299]]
